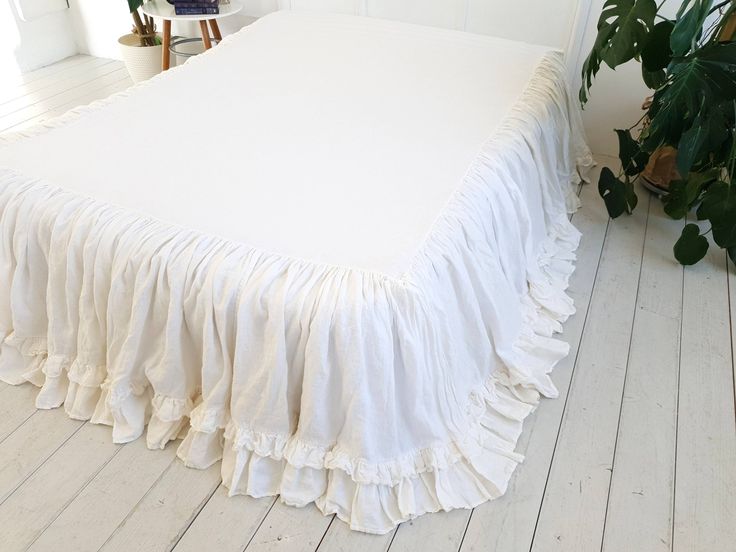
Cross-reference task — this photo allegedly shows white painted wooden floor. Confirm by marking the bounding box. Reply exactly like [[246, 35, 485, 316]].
[[0, 55, 132, 134], [1, 56, 735, 552]]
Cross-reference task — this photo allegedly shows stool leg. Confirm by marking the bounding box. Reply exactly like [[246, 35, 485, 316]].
[[199, 20, 212, 49], [209, 19, 222, 43], [162, 19, 171, 70]]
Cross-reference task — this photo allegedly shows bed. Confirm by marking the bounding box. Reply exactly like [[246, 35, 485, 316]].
[[0, 11, 592, 534]]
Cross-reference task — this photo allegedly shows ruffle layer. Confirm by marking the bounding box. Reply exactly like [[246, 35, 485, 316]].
[[219, 374, 536, 534], [0, 42, 593, 533]]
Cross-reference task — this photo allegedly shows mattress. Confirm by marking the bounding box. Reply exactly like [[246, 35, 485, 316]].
[[0, 11, 592, 534]]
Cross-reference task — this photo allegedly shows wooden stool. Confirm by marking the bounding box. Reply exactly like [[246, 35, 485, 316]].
[[142, 0, 243, 72]]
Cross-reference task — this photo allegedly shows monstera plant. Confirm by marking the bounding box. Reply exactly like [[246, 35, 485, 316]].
[[581, 0, 736, 265]]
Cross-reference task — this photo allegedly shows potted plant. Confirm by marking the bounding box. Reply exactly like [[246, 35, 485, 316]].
[[119, 0, 163, 83], [581, 0, 736, 266]]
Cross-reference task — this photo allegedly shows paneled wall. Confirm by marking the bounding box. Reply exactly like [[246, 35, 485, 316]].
[[274, 0, 581, 50]]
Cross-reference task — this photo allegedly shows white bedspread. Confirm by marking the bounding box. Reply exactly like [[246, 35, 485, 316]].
[[0, 11, 592, 533]]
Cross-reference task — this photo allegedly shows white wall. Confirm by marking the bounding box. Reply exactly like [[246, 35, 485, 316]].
[[571, 0, 650, 157], [279, 0, 581, 49], [67, 0, 131, 61], [1, 0, 77, 72]]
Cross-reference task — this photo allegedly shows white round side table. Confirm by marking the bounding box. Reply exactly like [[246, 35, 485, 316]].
[[142, 0, 243, 71]]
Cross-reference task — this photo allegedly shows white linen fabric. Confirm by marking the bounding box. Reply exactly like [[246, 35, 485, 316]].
[[0, 11, 592, 533]]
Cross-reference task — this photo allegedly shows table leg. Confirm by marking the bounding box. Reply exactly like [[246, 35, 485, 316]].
[[162, 19, 171, 70], [209, 20, 222, 43], [199, 20, 212, 49]]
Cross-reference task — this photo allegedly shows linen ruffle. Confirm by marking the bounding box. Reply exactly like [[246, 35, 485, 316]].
[[0, 41, 593, 534]]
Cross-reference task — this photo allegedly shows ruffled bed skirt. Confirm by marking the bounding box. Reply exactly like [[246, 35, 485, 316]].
[[0, 47, 593, 533]]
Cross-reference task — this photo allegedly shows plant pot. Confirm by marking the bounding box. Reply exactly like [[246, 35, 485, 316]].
[[119, 33, 163, 83], [640, 146, 680, 196]]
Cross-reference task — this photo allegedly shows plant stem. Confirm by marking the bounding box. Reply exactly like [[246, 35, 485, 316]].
[[131, 9, 153, 46], [710, 0, 732, 15], [628, 111, 650, 132]]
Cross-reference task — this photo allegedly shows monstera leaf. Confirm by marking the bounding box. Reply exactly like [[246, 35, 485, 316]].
[[644, 42, 736, 152], [677, 112, 712, 176], [581, 25, 616, 103], [698, 179, 736, 220], [127, 0, 144, 12], [580, 0, 657, 103], [671, 0, 715, 56], [674, 223, 710, 265], [642, 20, 675, 71], [664, 170, 719, 219], [697, 179, 736, 248], [616, 129, 650, 176], [599, 0, 658, 67], [599, 167, 638, 218], [639, 20, 675, 89]]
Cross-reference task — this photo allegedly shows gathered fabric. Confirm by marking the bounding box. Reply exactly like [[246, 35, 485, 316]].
[[0, 12, 592, 534]]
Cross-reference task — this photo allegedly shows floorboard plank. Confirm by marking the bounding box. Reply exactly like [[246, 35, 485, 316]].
[[0, 424, 121, 552], [0, 65, 127, 132], [529, 191, 651, 551], [672, 231, 736, 550], [0, 408, 83, 504], [317, 520, 395, 552], [389, 510, 469, 552], [0, 383, 40, 442], [2, 55, 93, 89], [0, 59, 118, 119], [28, 438, 177, 552], [0, 57, 113, 109], [99, 460, 221, 552], [173, 487, 276, 552], [601, 199, 683, 551], [6, 74, 133, 134], [460, 166, 611, 552], [244, 502, 333, 552], [48, 75, 133, 113]]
